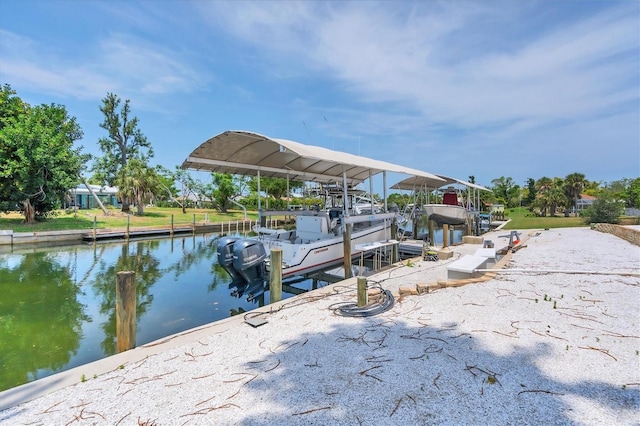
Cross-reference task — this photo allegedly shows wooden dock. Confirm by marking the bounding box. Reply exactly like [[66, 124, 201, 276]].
[[81, 226, 195, 242], [81, 220, 258, 242]]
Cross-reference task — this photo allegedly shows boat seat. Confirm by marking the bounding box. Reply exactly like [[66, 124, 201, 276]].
[[447, 255, 487, 280], [443, 193, 458, 206]]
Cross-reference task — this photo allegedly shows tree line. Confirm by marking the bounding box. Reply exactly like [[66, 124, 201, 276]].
[[1, 83, 638, 224]]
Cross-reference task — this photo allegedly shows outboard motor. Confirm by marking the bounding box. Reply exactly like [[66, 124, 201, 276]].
[[232, 239, 267, 290], [217, 236, 245, 288]]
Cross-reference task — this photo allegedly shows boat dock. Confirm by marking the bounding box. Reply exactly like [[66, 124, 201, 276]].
[[81, 226, 195, 242]]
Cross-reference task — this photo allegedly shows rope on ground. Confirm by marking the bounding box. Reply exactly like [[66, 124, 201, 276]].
[[328, 283, 395, 318]]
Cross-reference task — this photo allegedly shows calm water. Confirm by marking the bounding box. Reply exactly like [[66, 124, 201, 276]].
[[0, 234, 331, 391]]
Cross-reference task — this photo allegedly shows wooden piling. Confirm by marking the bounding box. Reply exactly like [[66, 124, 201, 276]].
[[343, 224, 353, 279], [126, 215, 130, 240], [428, 219, 435, 246], [93, 216, 97, 241], [391, 218, 398, 241], [116, 271, 136, 353], [270, 249, 283, 304], [443, 224, 449, 247], [357, 276, 367, 307]]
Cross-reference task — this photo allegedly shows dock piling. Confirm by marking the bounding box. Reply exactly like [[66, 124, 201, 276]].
[[357, 276, 367, 307], [343, 224, 353, 279], [270, 249, 283, 304], [443, 224, 449, 248]]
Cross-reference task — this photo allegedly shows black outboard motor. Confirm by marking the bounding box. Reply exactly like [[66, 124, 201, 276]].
[[232, 239, 267, 291], [217, 236, 245, 288]]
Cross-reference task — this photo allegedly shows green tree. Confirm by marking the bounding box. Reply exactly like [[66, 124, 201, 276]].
[[533, 177, 553, 216], [525, 178, 536, 207], [153, 166, 178, 205], [93, 93, 153, 213], [0, 84, 28, 129], [622, 177, 640, 209], [203, 173, 239, 212], [490, 176, 519, 208], [387, 193, 412, 210], [248, 176, 304, 200], [117, 159, 161, 216], [563, 172, 587, 215], [0, 86, 87, 223], [582, 187, 624, 224], [161, 167, 197, 213]]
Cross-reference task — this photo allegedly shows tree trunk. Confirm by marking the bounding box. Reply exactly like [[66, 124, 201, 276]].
[[121, 198, 131, 213], [81, 176, 110, 216], [22, 199, 36, 224], [137, 193, 144, 216]]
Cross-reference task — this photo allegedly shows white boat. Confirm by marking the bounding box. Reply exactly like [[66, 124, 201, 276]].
[[256, 207, 396, 277], [182, 130, 446, 292], [423, 187, 468, 225], [423, 204, 468, 226], [392, 175, 492, 232]]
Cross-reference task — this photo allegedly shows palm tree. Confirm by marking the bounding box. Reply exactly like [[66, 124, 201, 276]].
[[117, 160, 160, 215], [547, 186, 568, 216], [564, 173, 587, 215], [534, 177, 553, 216]]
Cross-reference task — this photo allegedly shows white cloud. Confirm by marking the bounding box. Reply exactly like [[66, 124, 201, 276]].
[[199, 1, 639, 134], [0, 29, 206, 106]]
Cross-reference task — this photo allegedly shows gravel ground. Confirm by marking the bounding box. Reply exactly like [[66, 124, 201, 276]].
[[1, 227, 639, 425]]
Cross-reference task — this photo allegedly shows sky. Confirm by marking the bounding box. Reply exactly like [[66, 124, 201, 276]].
[[1, 0, 638, 193]]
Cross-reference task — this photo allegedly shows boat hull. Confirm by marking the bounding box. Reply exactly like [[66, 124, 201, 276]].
[[424, 204, 468, 226], [263, 222, 391, 277]]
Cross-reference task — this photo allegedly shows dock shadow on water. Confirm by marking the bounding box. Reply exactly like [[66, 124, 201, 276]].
[[0, 233, 332, 392]]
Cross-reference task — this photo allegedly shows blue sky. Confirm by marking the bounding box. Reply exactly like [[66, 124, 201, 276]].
[[1, 0, 638, 192]]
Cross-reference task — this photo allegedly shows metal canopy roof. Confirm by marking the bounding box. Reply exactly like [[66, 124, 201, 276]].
[[391, 174, 491, 192], [181, 130, 446, 185]]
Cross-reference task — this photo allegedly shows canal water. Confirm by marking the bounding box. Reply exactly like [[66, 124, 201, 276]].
[[0, 233, 333, 392]]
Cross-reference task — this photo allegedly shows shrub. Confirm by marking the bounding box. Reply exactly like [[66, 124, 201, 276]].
[[582, 197, 624, 224]]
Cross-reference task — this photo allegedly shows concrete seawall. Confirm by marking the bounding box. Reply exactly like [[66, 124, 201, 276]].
[[0, 220, 257, 246], [593, 223, 640, 246]]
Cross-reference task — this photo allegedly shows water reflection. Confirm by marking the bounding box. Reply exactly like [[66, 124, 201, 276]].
[[0, 233, 329, 391], [91, 241, 162, 355], [0, 251, 89, 390]]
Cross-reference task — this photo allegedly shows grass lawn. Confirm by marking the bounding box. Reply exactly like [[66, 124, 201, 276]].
[[0, 207, 258, 232], [502, 207, 586, 230], [0, 206, 601, 233]]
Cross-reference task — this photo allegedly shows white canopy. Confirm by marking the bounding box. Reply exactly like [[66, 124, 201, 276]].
[[181, 130, 446, 185], [391, 174, 491, 192]]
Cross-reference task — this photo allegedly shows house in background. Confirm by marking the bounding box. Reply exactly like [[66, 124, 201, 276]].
[[575, 193, 596, 213], [67, 184, 120, 209]]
